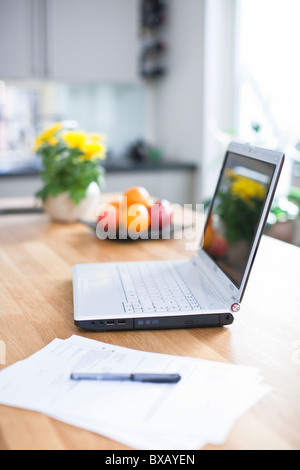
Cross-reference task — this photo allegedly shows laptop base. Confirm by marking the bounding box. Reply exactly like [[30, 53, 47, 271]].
[[75, 313, 234, 332]]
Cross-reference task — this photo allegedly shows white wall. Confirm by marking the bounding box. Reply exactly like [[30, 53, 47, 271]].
[[201, 0, 237, 200], [144, 0, 206, 170], [143, 0, 236, 203]]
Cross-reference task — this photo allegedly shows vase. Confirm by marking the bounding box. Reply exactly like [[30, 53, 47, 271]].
[[43, 182, 101, 223]]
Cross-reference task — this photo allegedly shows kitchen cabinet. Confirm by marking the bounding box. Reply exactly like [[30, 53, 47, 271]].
[[104, 167, 196, 205], [45, 0, 139, 82], [0, 161, 198, 206], [0, 0, 140, 82], [0, 0, 43, 79]]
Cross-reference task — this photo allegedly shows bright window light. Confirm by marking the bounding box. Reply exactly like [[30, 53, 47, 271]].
[[236, 0, 300, 150]]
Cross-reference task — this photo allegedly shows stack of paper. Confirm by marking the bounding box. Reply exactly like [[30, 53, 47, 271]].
[[0, 335, 270, 449]]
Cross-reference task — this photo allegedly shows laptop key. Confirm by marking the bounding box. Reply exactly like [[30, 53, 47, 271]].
[[118, 263, 201, 315]]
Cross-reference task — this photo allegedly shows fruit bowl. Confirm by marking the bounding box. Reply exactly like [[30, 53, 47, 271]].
[[79, 186, 190, 241], [79, 218, 180, 241]]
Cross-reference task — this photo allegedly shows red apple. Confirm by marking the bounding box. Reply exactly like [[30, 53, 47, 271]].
[[149, 200, 173, 230], [209, 236, 228, 259]]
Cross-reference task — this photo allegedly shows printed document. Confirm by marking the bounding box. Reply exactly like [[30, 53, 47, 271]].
[[0, 335, 270, 449]]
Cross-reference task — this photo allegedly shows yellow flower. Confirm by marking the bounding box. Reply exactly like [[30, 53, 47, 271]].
[[231, 176, 266, 202], [62, 130, 87, 150], [33, 122, 62, 151], [34, 124, 107, 161], [62, 131, 106, 159], [82, 141, 107, 160], [225, 169, 238, 180], [88, 133, 106, 142], [33, 136, 43, 152], [48, 136, 58, 147], [38, 122, 62, 143], [42, 122, 62, 136]]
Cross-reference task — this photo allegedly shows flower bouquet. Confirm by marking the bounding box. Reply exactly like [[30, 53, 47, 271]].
[[215, 169, 267, 244], [34, 123, 107, 221]]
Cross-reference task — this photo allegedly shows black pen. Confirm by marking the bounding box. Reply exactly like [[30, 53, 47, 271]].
[[70, 372, 181, 384]]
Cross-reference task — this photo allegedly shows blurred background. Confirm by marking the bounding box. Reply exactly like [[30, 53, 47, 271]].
[[0, 0, 299, 245]]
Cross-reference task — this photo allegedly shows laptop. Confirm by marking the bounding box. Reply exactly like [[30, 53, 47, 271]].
[[73, 142, 284, 331]]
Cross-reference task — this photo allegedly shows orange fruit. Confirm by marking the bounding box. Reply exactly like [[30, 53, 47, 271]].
[[203, 217, 217, 251], [119, 203, 150, 233], [123, 186, 150, 208]]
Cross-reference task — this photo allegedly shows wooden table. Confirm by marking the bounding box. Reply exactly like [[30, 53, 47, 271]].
[[0, 210, 300, 450]]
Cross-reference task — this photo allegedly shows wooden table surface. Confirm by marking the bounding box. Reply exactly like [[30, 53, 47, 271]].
[[0, 209, 300, 450]]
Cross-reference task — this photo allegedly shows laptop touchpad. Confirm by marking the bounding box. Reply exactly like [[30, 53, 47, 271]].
[[74, 264, 124, 318]]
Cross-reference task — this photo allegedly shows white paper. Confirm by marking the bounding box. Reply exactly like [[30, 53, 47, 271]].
[[0, 335, 270, 450]]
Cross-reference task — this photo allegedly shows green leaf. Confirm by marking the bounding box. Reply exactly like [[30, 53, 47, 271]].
[[36, 144, 105, 205]]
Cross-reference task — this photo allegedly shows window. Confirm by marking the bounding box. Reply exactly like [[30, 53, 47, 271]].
[[201, 0, 300, 201], [236, 0, 300, 154], [0, 84, 38, 161], [0, 82, 145, 164]]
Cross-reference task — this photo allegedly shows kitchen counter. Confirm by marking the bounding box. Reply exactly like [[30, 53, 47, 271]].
[[0, 213, 299, 450], [0, 158, 198, 177], [0, 158, 199, 205]]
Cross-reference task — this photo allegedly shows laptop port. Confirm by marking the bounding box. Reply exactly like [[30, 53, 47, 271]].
[[117, 320, 126, 325], [106, 321, 115, 326]]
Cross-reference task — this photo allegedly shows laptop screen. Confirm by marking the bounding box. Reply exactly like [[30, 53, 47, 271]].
[[203, 151, 276, 288]]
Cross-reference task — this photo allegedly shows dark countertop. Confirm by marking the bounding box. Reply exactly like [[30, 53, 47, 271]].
[[0, 158, 198, 177], [103, 159, 198, 173]]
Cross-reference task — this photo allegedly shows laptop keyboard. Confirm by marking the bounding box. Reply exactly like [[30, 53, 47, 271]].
[[118, 263, 201, 315]]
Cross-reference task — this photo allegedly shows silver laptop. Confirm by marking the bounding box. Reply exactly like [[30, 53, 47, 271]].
[[73, 142, 284, 331]]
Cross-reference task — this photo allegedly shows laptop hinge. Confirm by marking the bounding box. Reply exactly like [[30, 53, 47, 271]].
[[192, 255, 234, 304]]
